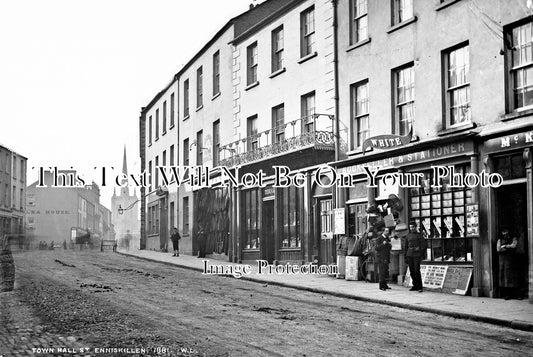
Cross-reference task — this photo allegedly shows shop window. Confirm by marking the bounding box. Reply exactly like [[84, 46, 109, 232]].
[[493, 153, 526, 180], [505, 20, 533, 112], [280, 186, 302, 248], [408, 164, 473, 262], [243, 189, 259, 249]]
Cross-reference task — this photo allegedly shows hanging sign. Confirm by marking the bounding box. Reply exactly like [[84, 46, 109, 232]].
[[362, 128, 413, 154], [333, 208, 345, 235]]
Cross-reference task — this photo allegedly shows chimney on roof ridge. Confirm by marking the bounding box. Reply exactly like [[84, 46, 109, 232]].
[[249, 3, 255, 9]]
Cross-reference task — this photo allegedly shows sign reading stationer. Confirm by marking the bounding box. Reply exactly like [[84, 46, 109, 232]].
[[339, 140, 475, 175]]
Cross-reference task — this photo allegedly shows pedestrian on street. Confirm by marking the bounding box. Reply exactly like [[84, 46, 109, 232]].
[[404, 222, 426, 292], [170, 227, 181, 257], [197, 226, 207, 258], [496, 228, 521, 300], [124, 230, 132, 250], [375, 227, 392, 291]]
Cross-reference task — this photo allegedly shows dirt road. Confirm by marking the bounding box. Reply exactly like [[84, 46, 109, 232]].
[[1, 250, 532, 356]]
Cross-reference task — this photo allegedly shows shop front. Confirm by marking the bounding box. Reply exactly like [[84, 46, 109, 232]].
[[335, 136, 479, 294], [480, 126, 533, 303]]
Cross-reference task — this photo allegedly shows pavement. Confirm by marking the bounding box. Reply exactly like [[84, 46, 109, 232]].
[[116, 248, 533, 332]]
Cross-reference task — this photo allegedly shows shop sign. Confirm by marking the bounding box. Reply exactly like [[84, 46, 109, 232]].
[[262, 187, 275, 200], [333, 208, 345, 235], [466, 203, 479, 237], [484, 129, 533, 153], [338, 140, 474, 176], [362, 129, 413, 154]]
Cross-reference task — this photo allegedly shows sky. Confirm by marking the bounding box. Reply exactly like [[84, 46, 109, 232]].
[[0, 0, 258, 209]]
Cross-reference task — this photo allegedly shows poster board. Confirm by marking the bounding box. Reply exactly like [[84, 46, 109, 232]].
[[466, 204, 479, 237], [442, 266, 473, 295], [333, 208, 345, 235], [403, 265, 472, 295]]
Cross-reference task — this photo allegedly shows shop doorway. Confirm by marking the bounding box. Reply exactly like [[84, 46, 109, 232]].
[[316, 198, 335, 265], [262, 199, 275, 263], [496, 183, 529, 298]]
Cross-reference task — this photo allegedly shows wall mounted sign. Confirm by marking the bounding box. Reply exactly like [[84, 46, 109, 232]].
[[338, 140, 474, 176], [333, 208, 345, 235], [362, 129, 413, 154], [484, 129, 533, 153]]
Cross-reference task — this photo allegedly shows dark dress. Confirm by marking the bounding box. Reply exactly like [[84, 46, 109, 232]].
[[197, 231, 207, 258], [497, 237, 519, 289]]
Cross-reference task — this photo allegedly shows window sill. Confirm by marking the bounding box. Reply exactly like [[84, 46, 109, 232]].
[[243, 248, 260, 252], [279, 247, 301, 251], [346, 38, 371, 53], [212, 92, 221, 101], [387, 16, 418, 34], [245, 81, 260, 91], [436, 0, 462, 11], [297, 51, 318, 64], [269, 67, 286, 79], [183, 114, 190, 121], [196, 105, 204, 112], [347, 148, 365, 156], [501, 107, 533, 121], [437, 122, 476, 136]]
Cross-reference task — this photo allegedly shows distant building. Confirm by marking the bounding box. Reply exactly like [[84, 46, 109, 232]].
[[0, 143, 27, 238], [26, 171, 113, 246], [111, 147, 140, 249]]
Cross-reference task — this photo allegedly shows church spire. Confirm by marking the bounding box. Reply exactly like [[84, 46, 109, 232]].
[[122, 145, 128, 176], [120, 145, 130, 197]]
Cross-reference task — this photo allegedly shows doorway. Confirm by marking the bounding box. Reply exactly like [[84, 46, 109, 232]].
[[262, 199, 275, 263], [317, 198, 334, 265], [496, 183, 529, 299]]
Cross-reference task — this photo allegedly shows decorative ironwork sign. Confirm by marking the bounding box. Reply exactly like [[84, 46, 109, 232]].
[[362, 129, 413, 154]]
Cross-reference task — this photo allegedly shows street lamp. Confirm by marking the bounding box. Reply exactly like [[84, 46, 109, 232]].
[[118, 200, 140, 215]]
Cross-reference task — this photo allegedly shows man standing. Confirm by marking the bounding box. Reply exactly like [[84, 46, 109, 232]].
[[404, 222, 426, 292], [170, 227, 181, 257], [375, 228, 392, 291]]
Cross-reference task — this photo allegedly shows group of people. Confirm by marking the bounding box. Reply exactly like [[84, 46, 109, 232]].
[[372, 222, 426, 293], [169, 226, 207, 258]]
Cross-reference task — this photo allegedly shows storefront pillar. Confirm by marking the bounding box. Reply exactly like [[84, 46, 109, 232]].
[[523, 148, 533, 304], [470, 154, 483, 297]]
